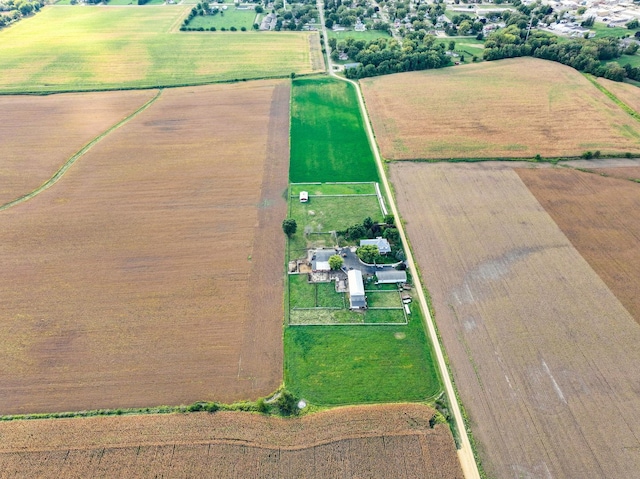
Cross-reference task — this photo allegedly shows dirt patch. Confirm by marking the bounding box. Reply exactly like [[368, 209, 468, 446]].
[[0, 404, 462, 478], [517, 166, 640, 323], [0, 90, 156, 205], [391, 161, 640, 478], [361, 58, 640, 159], [0, 81, 289, 414]]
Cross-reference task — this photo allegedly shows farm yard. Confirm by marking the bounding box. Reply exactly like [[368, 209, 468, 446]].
[[360, 58, 640, 160], [0, 404, 463, 478], [517, 164, 640, 324], [0, 90, 155, 205], [0, 6, 323, 93], [0, 80, 290, 414], [390, 161, 640, 478]]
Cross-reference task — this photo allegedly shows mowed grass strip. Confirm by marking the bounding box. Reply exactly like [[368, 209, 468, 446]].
[[289, 77, 379, 182], [361, 57, 640, 159], [0, 6, 322, 93], [285, 305, 439, 405]]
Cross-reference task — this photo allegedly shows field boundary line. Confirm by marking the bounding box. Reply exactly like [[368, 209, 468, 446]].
[[0, 89, 163, 212], [584, 74, 640, 122], [316, 2, 481, 477]]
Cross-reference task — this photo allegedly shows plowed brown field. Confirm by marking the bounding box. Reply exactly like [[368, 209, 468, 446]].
[[0, 80, 289, 414], [0, 90, 156, 205], [391, 162, 640, 478], [0, 404, 463, 478], [361, 58, 640, 159], [517, 166, 640, 323]]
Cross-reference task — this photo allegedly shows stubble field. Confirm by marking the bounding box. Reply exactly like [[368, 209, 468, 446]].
[[361, 58, 640, 159], [0, 80, 289, 414], [597, 77, 640, 113], [0, 90, 156, 205], [517, 165, 640, 323], [0, 6, 323, 93], [391, 161, 640, 478], [0, 404, 462, 478]]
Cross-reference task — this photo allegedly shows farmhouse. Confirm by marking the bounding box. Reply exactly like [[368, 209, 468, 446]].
[[376, 269, 407, 284], [360, 237, 391, 254], [347, 269, 366, 309]]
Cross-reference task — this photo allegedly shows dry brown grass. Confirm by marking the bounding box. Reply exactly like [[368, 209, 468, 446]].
[[0, 90, 156, 205], [597, 77, 640, 113], [0, 80, 289, 414], [517, 165, 640, 323], [0, 404, 463, 478], [361, 58, 640, 159], [391, 161, 640, 478]]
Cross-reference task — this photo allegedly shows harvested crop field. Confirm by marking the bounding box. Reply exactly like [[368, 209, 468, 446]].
[[0, 80, 289, 414], [0, 90, 155, 205], [517, 165, 640, 323], [597, 77, 640, 113], [361, 58, 640, 159], [0, 404, 463, 478], [391, 161, 640, 478]]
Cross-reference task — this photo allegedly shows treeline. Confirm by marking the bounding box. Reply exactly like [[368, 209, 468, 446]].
[[483, 24, 640, 82], [334, 36, 451, 79], [0, 0, 44, 28]]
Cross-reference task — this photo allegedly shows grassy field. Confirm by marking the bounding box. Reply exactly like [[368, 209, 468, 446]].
[[289, 77, 379, 182], [0, 6, 322, 93], [284, 303, 440, 404], [361, 57, 640, 159], [590, 21, 635, 39], [186, 9, 257, 29], [327, 29, 391, 41]]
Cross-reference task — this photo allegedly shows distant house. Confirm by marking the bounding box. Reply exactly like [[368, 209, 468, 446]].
[[299, 191, 309, 203], [360, 237, 391, 254], [376, 269, 407, 284], [354, 19, 366, 31], [344, 62, 362, 69], [347, 269, 366, 309], [312, 249, 335, 272]]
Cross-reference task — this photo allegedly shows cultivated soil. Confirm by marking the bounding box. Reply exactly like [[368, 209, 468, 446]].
[[361, 58, 640, 159], [391, 161, 640, 478], [0, 81, 289, 414], [517, 165, 640, 323], [0, 90, 156, 205], [0, 404, 463, 478]]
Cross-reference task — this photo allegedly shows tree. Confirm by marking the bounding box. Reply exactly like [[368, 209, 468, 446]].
[[282, 218, 297, 237], [383, 227, 400, 244], [329, 255, 344, 270], [276, 390, 299, 416], [357, 245, 380, 264], [255, 5, 263, 13], [626, 18, 639, 29]]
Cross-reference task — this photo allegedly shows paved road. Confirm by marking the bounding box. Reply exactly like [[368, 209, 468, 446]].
[[315, 3, 481, 478]]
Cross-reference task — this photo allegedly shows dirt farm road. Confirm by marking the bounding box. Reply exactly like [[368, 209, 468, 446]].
[[317, 5, 481, 479]]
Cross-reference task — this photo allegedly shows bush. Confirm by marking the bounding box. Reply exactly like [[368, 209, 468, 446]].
[[582, 151, 593, 159], [282, 218, 297, 237], [240, 26, 247, 31], [276, 390, 299, 416], [230, 26, 237, 31]]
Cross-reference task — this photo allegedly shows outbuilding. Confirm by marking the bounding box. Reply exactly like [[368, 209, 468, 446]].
[[376, 269, 407, 284], [299, 191, 309, 203], [347, 269, 366, 309]]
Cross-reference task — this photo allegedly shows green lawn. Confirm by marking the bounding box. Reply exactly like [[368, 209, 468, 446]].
[[590, 22, 634, 39], [327, 29, 391, 42], [284, 303, 440, 404], [186, 9, 256, 29], [0, 6, 321, 93], [290, 77, 379, 183]]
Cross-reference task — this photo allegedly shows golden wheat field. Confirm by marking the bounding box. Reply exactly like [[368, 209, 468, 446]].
[[0, 81, 289, 414], [391, 161, 640, 478], [0, 404, 463, 478], [361, 58, 640, 159]]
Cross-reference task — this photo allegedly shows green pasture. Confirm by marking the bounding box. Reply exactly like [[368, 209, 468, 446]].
[[590, 22, 634, 39], [284, 302, 440, 404], [289, 77, 379, 182], [0, 6, 320, 93], [186, 9, 257, 29]]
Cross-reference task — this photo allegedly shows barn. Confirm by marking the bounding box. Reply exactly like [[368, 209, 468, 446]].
[[376, 269, 407, 284], [347, 269, 366, 309]]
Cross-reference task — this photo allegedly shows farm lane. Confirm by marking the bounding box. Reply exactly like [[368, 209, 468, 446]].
[[317, 4, 481, 478]]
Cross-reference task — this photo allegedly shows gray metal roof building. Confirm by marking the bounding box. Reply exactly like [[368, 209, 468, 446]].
[[376, 269, 407, 284]]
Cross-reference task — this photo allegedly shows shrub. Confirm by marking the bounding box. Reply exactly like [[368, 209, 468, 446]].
[[230, 26, 237, 31], [241, 26, 247, 31]]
